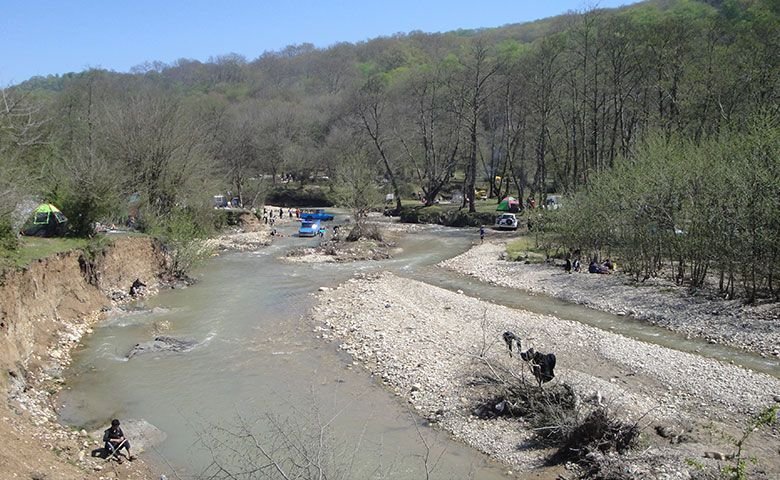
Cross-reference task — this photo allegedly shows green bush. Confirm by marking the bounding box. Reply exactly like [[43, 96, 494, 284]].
[[0, 218, 18, 252], [0, 218, 19, 275], [148, 207, 214, 278], [399, 205, 494, 227], [265, 186, 334, 207], [447, 210, 495, 227], [56, 195, 107, 237], [211, 209, 244, 230]]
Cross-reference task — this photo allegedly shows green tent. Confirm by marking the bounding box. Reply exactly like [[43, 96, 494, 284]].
[[496, 196, 520, 212], [22, 204, 68, 237]]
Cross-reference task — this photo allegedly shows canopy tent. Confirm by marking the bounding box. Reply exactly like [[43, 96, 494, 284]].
[[496, 196, 520, 212], [21, 203, 68, 237]]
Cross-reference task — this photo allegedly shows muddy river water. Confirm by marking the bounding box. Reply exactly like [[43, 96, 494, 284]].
[[57, 217, 778, 478]]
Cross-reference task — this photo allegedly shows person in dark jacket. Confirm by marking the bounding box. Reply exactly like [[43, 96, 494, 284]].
[[103, 419, 135, 463]]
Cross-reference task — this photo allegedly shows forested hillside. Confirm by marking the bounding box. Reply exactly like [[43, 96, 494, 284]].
[[1, 0, 778, 295]]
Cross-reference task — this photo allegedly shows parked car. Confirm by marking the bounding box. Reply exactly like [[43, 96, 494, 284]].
[[298, 220, 321, 237], [300, 209, 334, 221], [213, 195, 228, 208], [495, 213, 519, 231], [544, 195, 561, 210]]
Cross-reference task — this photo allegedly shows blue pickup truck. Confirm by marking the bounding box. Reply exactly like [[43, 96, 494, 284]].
[[300, 209, 334, 221], [298, 220, 321, 237]]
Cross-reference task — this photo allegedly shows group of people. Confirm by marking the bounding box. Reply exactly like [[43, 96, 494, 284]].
[[589, 258, 615, 274], [563, 248, 615, 275], [263, 207, 298, 225], [564, 252, 615, 275]]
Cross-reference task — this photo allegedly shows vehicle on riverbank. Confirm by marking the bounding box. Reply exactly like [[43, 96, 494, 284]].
[[298, 220, 321, 237], [300, 209, 334, 221], [495, 213, 518, 231]]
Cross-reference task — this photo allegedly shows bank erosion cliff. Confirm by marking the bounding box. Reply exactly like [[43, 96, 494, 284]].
[[0, 236, 166, 478]]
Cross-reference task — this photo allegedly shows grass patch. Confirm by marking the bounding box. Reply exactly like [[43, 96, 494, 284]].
[[506, 235, 548, 263], [0, 234, 128, 277], [6, 237, 89, 268]]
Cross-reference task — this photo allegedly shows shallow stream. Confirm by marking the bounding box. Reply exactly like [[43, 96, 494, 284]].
[[58, 217, 778, 478], [59, 222, 512, 479]]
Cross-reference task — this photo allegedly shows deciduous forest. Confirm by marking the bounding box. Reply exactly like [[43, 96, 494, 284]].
[[1, 0, 777, 299]]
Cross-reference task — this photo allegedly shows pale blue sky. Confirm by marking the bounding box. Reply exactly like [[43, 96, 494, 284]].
[[1, 0, 640, 85]]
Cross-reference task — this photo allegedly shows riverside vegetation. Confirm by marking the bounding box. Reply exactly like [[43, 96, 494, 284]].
[[0, 0, 778, 478], [1, 0, 777, 284]]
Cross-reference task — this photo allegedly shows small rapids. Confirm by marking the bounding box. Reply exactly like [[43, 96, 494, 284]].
[[58, 216, 776, 478]]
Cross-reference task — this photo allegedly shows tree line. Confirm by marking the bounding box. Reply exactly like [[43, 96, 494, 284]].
[[555, 118, 779, 301], [0, 0, 778, 296]]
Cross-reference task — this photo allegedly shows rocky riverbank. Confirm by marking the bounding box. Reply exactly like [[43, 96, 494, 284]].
[[0, 236, 169, 479], [440, 241, 780, 359], [313, 268, 780, 478], [205, 210, 275, 251]]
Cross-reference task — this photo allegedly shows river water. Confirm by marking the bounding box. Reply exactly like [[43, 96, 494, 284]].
[[57, 217, 779, 478], [58, 221, 515, 479]]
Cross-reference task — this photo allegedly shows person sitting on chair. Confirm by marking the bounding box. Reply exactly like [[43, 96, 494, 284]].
[[103, 419, 135, 463]]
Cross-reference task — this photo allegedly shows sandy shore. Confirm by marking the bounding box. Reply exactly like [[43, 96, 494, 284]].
[[440, 242, 780, 358], [313, 250, 780, 477]]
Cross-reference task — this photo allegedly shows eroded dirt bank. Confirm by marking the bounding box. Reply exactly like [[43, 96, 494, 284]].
[[0, 236, 166, 479], [313, 271, 780, 479]]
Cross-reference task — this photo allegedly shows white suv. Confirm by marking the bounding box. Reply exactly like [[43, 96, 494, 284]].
[[495, 213, 519, 231]]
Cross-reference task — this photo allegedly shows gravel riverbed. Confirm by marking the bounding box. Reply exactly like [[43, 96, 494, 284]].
[[313, 251, 780, 477], [440, 242, 780, 358]]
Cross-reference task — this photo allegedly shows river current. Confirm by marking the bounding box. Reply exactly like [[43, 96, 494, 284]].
[[58, 220, 514, 479], [58, 215, 778, 478]]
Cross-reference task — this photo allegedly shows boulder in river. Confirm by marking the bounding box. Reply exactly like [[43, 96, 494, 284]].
[[127, 335, 198, 358], [90, 418, 167, 455]]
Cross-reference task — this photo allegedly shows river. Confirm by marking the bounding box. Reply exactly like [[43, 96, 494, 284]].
[[57, 216, 778, 478], [58, 220, 514, 479]]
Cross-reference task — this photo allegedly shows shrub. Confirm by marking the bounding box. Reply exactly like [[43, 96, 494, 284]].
[[211, 209, 244, 230], [0, 217, 18, 253], [0, 217, 18, 275], [265, 186, 334, 207], [552, 407, 640, 463], [345, 223, 383, 242], [399, 205, 494, 227], [399, 205, 444, 224], [147, 207, 214, 278], [475, 378, 639, 467]]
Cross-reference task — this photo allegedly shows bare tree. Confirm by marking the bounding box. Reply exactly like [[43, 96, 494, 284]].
[[100, 86, 212, 218], [352, 75, 403, 212], [330, 127, 382, 234], [0, 87, 47, 224], [458, 40, 500, 212], [394, 62, 464, 207]]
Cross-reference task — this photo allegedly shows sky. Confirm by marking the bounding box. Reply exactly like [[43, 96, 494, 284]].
[[1, 0, 641, 86]]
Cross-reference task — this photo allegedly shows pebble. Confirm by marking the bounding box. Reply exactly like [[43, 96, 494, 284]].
[[440, 242, 780, 358], [312, 247, 780, 477]]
